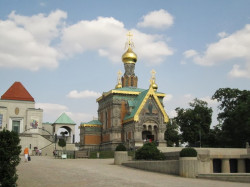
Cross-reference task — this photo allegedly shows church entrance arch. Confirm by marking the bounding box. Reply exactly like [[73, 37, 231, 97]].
[[141, 122, 158, 142], [142, 130, 153, 141]]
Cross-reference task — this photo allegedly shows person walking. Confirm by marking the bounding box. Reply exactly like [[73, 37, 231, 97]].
[[24, 146, 29, 162]]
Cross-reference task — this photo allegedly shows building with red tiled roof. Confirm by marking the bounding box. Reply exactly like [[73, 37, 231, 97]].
[[1, 82, 34, 102]]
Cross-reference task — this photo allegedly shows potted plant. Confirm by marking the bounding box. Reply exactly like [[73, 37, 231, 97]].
[[179, 147, 198, 178], [114, 144, 128, 165]]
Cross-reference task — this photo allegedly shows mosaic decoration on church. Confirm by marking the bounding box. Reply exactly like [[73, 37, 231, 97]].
[[30, 119, 38, 129], [142, 97, 158, 115]]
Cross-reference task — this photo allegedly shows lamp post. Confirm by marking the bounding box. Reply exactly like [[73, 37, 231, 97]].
[[55, 133, 57, 150]]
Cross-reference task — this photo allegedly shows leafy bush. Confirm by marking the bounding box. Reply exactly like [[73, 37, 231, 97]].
[[115, 144, 127, 151], [58, 139, 66, 148], [0, 129, 21, 186], [58, 139, 66, 153], [179, 147, 197, 157], [135, 142, 165, 160]]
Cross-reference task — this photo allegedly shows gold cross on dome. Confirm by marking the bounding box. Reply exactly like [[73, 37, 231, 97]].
[[127, 31, 133, 45], [118, 70, 122, 78], [151, 69, 156, 79], [117, 70, 122, 82]]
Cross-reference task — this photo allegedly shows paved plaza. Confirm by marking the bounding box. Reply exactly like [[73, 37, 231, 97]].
[[17, 156, 249, 187]]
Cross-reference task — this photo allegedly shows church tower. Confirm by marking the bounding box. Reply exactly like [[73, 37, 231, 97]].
[[121, 32, 138, 87]]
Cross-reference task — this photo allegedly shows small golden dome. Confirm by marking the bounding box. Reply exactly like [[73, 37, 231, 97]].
[[115, 82, 122, 89], [152, 82, 158, 92], [122, 47, 137, 64]]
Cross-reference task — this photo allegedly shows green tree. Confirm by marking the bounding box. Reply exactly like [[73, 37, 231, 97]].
[[212, 88, 250, 147], [164, 119, 180, 147], [175, 98, 212, 147], [58, 139, 66, 153], [0, 129, 21, 187]]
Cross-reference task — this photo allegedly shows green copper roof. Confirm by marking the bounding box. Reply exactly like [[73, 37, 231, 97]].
[[114, 87, 146, 92], [124, 89, 149, 121], [54, 113, 76, 125], [81, 120, 102, 125]]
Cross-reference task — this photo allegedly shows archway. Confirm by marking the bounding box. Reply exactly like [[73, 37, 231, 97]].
[[142, 130, 154, 142], [54, 126, 74, 143]]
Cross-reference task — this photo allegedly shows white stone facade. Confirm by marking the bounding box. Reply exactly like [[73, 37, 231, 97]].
[[0, 100, 43, 133]]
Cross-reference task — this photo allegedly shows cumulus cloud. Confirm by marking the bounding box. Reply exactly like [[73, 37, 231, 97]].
[[183, 50, 198, 58], [35, 102, 68, 122], [163, 94, 173, 103], [184, 24, 250, 78], [217, 31, 228, 38], [137, 9, 174, 29], [0, 10, 174, 71], [0, 10, 66, 71], [59, 18, 173, 65], [67, 90, 101, 99], [200, 96, 218, 106]]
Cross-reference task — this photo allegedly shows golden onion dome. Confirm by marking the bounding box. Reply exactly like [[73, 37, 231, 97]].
[[150, 78, 158, 92], [122, 47, 137, 64], [115, 82, 122, 89], [152, 82, 158, 92]]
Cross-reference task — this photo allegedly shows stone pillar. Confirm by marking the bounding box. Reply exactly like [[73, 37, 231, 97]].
[[210, 159, 213, 173], [238, 159, 246, 173], [134, 131, 141, 140], [222, 159, 230, 173]]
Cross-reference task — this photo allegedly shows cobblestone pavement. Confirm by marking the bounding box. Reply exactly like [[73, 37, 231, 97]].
[[17, 156, 248, 187]]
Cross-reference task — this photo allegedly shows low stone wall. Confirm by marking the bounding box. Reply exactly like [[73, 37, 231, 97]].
[[197, 173, 250, 183], [122, 160, 179, 175]]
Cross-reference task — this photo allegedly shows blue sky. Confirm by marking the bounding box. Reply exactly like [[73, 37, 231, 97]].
[[1, 0, 250, 141]]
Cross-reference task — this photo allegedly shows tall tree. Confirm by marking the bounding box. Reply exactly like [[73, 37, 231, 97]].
[[0, 129, 21, 186], [164, 119, 180, 147], [175, 98, 212, 147], [212, 88, 250, 147]]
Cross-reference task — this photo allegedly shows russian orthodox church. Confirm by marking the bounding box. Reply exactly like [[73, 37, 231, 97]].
[[80, 32, 169, 150]]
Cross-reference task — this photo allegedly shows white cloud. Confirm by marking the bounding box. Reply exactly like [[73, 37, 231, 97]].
[[0, 10, 66, 71], [185, 24, 250, 78], [36, 102, 68, 123], [218, 32, 228, 38], [0, 10, 174, 71], [163, 94, 173, 103], [200, 96, 218, 106], [59, 18, 173, 65], [67, 90, 101, 99], [183, 49, 198, 58], [229, 64, 250, 78], [137, 9, 174, 29]]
